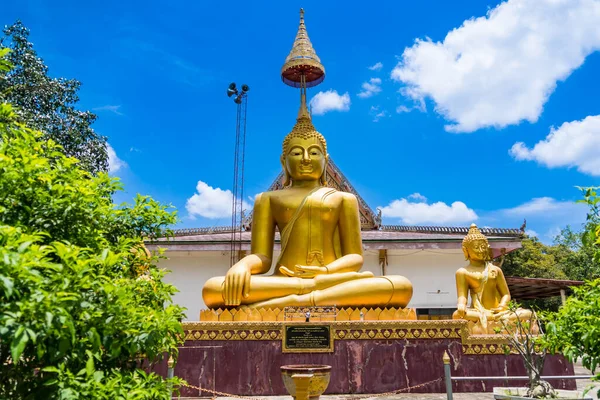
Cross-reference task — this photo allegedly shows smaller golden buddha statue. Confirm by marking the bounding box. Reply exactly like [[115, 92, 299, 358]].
[[453, 224, 535, 334]]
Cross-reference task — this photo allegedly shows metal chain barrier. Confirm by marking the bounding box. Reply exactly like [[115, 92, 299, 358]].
[[181, 384, 270, 400], [350, 377, 443, 399], [181, 377, 443, 399]]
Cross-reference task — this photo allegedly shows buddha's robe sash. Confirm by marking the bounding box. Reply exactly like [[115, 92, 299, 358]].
[[471, 262, 511, 329], [472, 262, 491, 329], [277, 187, 338, 268]]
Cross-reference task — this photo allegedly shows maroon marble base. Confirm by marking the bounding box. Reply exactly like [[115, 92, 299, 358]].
[[159, 337, 574, 397]]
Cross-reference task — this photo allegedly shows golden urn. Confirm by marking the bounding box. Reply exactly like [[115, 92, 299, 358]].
[[280, 364, 331, 400]]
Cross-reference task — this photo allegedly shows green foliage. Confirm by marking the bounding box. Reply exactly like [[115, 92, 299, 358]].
[[578, 186, 600, 266], [501, 196, 600, 311], [539, 188, 600, 397], [0, 47, 11, 74], [542, 279, 600, 397], [502, 237, 566, 311], [1, 21, 107, 174], [0, 103, 184, 399], [503, 236, 567, 280], [552, 225, 599, 281]]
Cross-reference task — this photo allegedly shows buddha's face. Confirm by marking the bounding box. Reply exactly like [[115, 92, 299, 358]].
[[283, 136, 327, 182], [464, 239, 490, 261]]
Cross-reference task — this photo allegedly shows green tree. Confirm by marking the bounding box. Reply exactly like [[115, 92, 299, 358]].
[[542, 279, 600, 397], [541, 187, 600, 397], [552, 225, 599, 281], [503, 236, 567, 280], [0, 100, 184, 398], [579, 186, 600, 266], [0, 21, 107, 174], [501, 237, 566, 311]]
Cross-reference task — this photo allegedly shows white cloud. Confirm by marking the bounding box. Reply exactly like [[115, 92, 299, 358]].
[[93, 105, 123, 116], [479, 196, 588, 243], [186, 181, 252, 219], [525, 229, 538, 238], [107, 143, 126, 173], [380, 197, 478, 225], [369, 106, 388, 122], [391, 0, 600, 133], [500, 197, 582, 216], [309, 90, 351, 115], [373, 111, 387, 122], [396, 105, 411, 113], [510, 115, 600, 176], [368, 62, 383, 71], [408, 193, 428, 202], [545, 227, 563, 241], [358, 78, 382, 99]]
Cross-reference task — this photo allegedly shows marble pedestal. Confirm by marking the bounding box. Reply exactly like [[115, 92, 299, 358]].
[[156, 320, 575, 397]]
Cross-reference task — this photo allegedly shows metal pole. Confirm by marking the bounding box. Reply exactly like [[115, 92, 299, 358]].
[[450, 375, 593, 380], [167, 355, 175, 397], [560, 288, 566, 305], [443, 351, 453, 400]]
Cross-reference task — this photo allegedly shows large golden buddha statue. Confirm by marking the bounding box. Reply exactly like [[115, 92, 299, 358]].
[[202, 104, 413, 309], [453, 224, 534, 334], [202, 9, 413, 311]]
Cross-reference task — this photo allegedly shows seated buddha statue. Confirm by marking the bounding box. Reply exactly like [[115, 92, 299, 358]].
[[202, 103, 413, 310], [452, 224, 535, 334]]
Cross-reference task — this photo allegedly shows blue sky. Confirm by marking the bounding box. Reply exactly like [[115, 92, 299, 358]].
[[4, 0, 600, 242]]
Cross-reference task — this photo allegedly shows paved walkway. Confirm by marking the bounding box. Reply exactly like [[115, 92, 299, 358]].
[[574, 362, 599, 400], [180, 362, 598, 400]]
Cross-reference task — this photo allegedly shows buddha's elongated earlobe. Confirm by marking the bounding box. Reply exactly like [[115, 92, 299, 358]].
[[486, 246, 493, 262], [319, 154, 329, 186], [281, 155, 291, 187], [462, 245, 470, 261]]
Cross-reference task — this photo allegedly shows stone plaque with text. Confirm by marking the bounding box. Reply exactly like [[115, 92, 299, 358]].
[[282, 324, 334, 353]]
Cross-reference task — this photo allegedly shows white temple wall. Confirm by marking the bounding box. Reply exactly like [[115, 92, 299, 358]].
[[385, 249, 465, 309], [161, 251, 226, 322], [159, 248, 466, 321]]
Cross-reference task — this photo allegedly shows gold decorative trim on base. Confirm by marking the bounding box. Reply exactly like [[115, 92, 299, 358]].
[[199, 307, 417, 322], [465, 319, 540, 336], [181, 319, 515, 355]]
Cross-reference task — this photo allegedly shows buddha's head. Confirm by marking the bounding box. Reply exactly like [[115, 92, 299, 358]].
[[462, 224, 492, 261], [281, 112, 329, 186]]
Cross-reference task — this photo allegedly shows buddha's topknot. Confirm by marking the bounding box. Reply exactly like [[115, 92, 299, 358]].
[[462, 224, 489, 247], [282, 114, 327, 157]]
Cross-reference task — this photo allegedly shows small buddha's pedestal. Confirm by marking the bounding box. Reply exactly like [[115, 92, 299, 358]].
[[156, 319, 575, 397], [466, 319, 540, 335]]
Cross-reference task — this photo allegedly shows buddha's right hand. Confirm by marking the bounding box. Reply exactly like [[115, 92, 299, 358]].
[[223, 263, 251, 306], [456, 303, 466, 318]]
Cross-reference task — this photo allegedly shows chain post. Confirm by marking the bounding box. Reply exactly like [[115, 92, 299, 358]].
[[167, 355, 175, 397], [443, 351, 453, 400]]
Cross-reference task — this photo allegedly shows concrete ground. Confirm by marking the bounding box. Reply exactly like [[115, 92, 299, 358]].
[[574, 361, 599, 400], [181, 362, 598, 400]]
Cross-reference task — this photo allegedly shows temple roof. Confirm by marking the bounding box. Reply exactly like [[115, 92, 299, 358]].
[[169, 225, 523, 239], [506, 277, 583, 300]]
